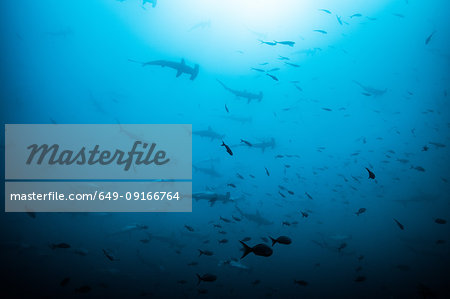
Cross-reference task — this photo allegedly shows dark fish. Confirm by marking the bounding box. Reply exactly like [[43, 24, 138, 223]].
[[225, 104, 229, 113], [232, 216, 241, 221], [268, 68, 280, 72], [422, 145, 429, 151], [338, 242, 347, 252], [196, 273, 217, 285], [218, 239, 229, 244], [220, 216, 232, 223], [305, 192, 313, 200], [393, 218, 404, 230], [411, 165, 425, 172], [322, 107, 332, 111], [434, 218, 447, 224], [265, 167, 270, 176], [285, 62, 300, 67], [251, 67, 265, 72], [198, 249, 214, 257], [318, 9, 332, 14], [279, 191, 286, 198], [218, 230, 227, 235], [102, 249, 119, 261], [300, 211, 309, 218], [314, 29, 327, 34], [60, 277, 70, 287], [213, 224, 222, 228], [49, 243, 71, 250], [282, 221, 290, 226], [227, 183, 236, 188], [425, 30, 436, 45], [294, 280, 308, 286], [221, 140, 233, 156], [275, 40, 295, 47], [240, 241, 273, 259], [266, 73, 279, 81], [270, 236, 292, 246], [287, 190, 294, 195], [184, 225, 195, 232], [365, 168, 375, 179], [240, 139, 252, 146], [355, 208, 366, 216], [354, 276, 366, 282], [236, 173, 244, 179]]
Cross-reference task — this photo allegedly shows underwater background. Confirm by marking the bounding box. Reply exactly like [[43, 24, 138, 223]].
[[1, 0, 450, 298]]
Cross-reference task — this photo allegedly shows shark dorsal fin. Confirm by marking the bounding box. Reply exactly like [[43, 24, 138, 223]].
[[181, 58, 186, 65]]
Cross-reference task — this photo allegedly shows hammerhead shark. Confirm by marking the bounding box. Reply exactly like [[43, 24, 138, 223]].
[[217, 79, 263, 103], [235, 138, 275, 152], [129, 58, 199, 80], [235, 206, 273, 226], [353, 80, 387, 96]]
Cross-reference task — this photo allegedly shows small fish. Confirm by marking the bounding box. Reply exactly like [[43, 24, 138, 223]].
[[198, 249, 214, 257], [220, 216, 232, 223], [213, 224, 222, 228], [275, 40, 295, 47], [336, 15, 343, 25], [278, 55, 290, 60], [60, 277, 70, 287], [227, 183, 236, 188], [434, 218, 447, 224], [365, 168, 376, 179], [300, 211, 309, 218], [184, 225, 195, 232], [240, 139, 252, 146], [422, 145, 429, 151], [225, 104, 229, 113], [350, 13, 362, 18], [287, 190, 294, 195], [282, 221, 290, 226], [425, 31, 436, 45], [354, 276, 366, 282], [393, 218, 404, 230], [322, 107, 332, 111], [411, 165, 425, 172], [265, 167, 270, 176], [285, 62, 300, 67], [232, 216, 241, 222], [196, 273, 217, 285], [305, 192, 313, 200], [221, 140, 233, 156], [318, 9, 332, 14], [338, 242, 347, 252], [218, 239, 229, 244], [251, 67, 265, 72], [240, 241, 273, 259], [49, 243, 71, 250], [279, 191, 286, 198], [102, 249, 119, 261], [314, 30, 327, 34], [294, 280, 308, 286], [236, 173, 244, 179], [355, 208, 366, 216], [266, 73, 279, 81], [268, 67, 280, 72], [269, 236, 292, 246]]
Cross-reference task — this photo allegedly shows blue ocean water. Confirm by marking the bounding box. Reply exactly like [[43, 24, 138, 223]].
[[1, 0, 449, 298]]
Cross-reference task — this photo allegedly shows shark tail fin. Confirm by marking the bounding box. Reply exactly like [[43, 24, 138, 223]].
[[196, 273, 202, 285], [190, 64, 199, 80], [270, 237, 277, 247], [198, 249, 203, 257], [240, 241, 252, 259]]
